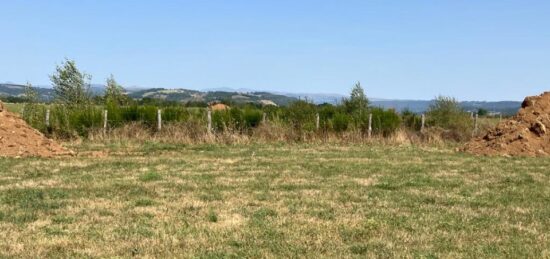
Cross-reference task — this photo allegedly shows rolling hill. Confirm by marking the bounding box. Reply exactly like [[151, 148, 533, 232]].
[[0, 83, 521, 114]]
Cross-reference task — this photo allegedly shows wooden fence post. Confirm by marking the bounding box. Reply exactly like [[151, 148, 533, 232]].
[[316, 113, 320, 131], [157, 109, 162, 131], [368, 113, 373, 138], [207, 109, 212, 134], [45, 109, 50, 127], [421, 114, 425, 133], [103, 110, 108, 135], [262, 112, 267, 124]]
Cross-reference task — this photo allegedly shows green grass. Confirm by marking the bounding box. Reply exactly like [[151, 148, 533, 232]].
[[0, 142, 549, 257], [2, 102, 25, 114]]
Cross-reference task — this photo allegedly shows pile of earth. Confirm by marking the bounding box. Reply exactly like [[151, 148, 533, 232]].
[[462, 91, 550, 157], [0, 101, 71, 157]]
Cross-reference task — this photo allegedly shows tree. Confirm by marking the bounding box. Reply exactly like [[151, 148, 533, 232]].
[[344, 81, 369, 114], [50, 59, 91, 105], [477, 108, 488, 116], [23, 82, 39, 103], [104, 74, 128, 106]]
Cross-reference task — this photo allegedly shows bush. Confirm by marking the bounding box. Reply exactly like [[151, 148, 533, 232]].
[[243, 108, 263, 129], [212, 110, 230, 132], [370, 108, 401, 136], [283, 101, 317, 132], [426, 96, 473, 141], [332, 113, 350, 132], [211, 106, 263, 132], [318, 104, 337, 130], [20, 99, 404, 140], [401, 109, 422, 131]]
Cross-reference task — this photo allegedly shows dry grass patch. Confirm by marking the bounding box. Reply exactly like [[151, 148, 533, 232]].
[[0, 142, 548, 257]]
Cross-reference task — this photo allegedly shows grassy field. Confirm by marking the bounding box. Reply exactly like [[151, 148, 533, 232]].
[[0, 142, 549, 258], [2, 103, 25, 114]]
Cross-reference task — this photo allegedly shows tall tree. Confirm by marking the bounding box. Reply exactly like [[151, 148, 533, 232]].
[[104, 74, 127, 106], [50, 59, 91, 105]]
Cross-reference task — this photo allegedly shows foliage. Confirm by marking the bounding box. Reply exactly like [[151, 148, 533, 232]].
[[426, 96, 473, 141], [50, 59, 92, 106], [400, 109, 422, 131], [17, 81, 407, 139], [370, 108, 401, 136], [343, 82, 369, 114], [477, 108, 488, 116], [23, 83, 39, 103], [104, 75, 129, 106], [283, 100, 317, 132], [332, 113, 350, 132]]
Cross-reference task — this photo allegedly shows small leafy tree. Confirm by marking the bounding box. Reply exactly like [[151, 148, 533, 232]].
[[104, 74, 128, 106], [23, 82, 39, 103], [50, 59, 92, 106], [343, 81, 369, 114]]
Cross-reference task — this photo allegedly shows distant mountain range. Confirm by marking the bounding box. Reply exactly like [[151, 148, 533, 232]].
[[0, 83, 105, 101], [0, 83, 522, 114], [370, 99, 521, 115], [0, 83, 298, 106], [127, 88, 296, 106]]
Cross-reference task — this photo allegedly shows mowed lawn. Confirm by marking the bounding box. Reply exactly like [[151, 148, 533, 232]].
[[0, 142, 549, 258]]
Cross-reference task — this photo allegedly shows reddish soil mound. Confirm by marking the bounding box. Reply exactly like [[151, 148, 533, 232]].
[[462, 92, 550, 156], [0, 102, 71, 157]]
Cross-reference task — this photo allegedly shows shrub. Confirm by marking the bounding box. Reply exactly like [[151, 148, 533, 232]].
[[370, 108, 401, 136], [318, 104, 337, 130], [332, 113, 350, 132], [426, 96, 473, 141], [212, 110, 229, 132], [283, 101, 317, 132], [401, 109, 422, 131], [243, 108, 263, 129]]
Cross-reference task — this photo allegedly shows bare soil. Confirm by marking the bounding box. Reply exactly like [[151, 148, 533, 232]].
[[0, 101, 71, 157], [463, 92, 550, 156]]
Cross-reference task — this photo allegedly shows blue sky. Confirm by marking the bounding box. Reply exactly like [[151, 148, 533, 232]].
[[1, 1, 549, 101]]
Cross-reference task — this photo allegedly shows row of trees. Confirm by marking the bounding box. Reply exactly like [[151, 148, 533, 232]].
[[23, 59, 128, 107], [20, 59, 476, 141]]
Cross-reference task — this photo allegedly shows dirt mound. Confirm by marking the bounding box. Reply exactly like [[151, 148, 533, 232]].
[[462, 92, 550, 156], [0, 102, 71, 157]]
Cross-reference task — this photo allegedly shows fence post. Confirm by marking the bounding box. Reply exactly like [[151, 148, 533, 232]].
[[207, 109, 212, 134], [368, 113, 372, 138], [316, 113, 320, 131], [262, 112, 267, 124], [157, 109, 162, 131], [499, 113, 502, 122], [103, 110, 108, 135], [421, 114, 425, 133], [45, 109, 50, 127]]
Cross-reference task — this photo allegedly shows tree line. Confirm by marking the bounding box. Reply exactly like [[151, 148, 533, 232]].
[[17, 59, 477, 142]]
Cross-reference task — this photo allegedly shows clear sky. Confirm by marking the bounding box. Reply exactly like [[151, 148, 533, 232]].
[[1, 1, 549, 101]]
